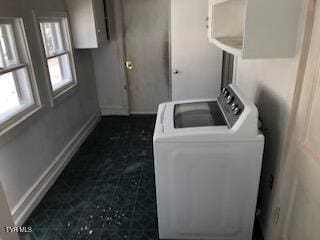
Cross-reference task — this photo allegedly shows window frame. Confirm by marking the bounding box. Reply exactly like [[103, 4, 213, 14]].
[[33, 11, 78, 106], [0, 11, 42, 136]]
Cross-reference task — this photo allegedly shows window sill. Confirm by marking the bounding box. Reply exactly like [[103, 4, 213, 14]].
[[0, 104, 45, 146], [50, 82, 78, 107]]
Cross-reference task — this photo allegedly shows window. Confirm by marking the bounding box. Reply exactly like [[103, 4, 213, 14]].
[[37, 14, 77, 99], [0, 18, 39, 127]]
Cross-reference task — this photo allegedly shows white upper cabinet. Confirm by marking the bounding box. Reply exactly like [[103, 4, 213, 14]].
[[66, 0, 108, 49], [208, 0, 305, 58]]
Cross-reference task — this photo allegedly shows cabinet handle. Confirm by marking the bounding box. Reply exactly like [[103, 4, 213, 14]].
[[97, 28, 101, 33]]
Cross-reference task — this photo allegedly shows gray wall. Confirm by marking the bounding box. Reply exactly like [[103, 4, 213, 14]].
[[0, 0, 99, 219], [92, 0, 170, 115], [0, 182, 19, 240], [122, 0, 170, 113]]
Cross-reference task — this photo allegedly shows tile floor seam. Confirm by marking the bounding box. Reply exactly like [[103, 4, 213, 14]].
[[102, 175, 121, 220], [95, 176, 121, 240], [32, 188, 70, 239], [47, 177, 99, 239], [127, 166, 144, 239]]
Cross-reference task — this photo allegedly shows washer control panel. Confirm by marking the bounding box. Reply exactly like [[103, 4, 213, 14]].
[[217, 86, 244, 127]]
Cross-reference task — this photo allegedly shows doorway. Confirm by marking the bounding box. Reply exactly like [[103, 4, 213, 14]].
[[170, 0, 222, 101], [121, 0, 170, 114], [221, 51, 234, 90]]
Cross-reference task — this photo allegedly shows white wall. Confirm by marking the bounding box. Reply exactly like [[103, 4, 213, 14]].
[[234, 57, 299, 233], [233, 2, 308, 237], [0, 0, 100, 224]]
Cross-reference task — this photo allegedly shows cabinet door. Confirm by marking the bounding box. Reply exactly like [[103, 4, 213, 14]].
[[93, 0, 107, 45]]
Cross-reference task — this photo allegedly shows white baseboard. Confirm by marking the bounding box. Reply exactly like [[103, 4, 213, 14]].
[[100, 105, 157, 116], [12, 111, 101, 226], [130, 111, 157, 115], [100, 106, 129, 116]]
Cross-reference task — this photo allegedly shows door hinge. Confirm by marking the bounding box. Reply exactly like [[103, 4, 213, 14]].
[[274, 207, 280, 224]]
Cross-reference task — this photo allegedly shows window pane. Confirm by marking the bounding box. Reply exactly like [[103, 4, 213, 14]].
[[0, 24, 20, 68], [0, 68, 35, 123], [0, 18, 38, 127], [15, 67, 35, 106], [40, 21, 64, 57], [47, 53, 72, 91], [0, 72, 20, 115]]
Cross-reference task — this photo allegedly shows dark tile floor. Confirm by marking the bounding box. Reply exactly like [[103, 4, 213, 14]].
[[20, 116, 157, 240], [20, 115, 263, 240]]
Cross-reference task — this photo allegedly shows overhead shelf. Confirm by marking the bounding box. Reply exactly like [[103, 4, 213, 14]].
[[208, 0, 304, 58], [213, 37, 242, 56], [212, 0, 234, 5]]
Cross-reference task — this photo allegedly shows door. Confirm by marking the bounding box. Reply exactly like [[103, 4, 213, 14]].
[[171, 0, 222, 101], [0, 182, 19, 240], [275, 0, 320, 239], [121, 0, 170, 114]]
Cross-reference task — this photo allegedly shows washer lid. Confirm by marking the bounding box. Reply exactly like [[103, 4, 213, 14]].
[[174, 101, 227, 128]]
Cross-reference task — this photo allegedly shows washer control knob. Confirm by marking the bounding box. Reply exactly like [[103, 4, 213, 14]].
[[231, 102, 237, 110], [226, 95, 234, 104], [233, 107, 241, 115], [223, 90, 229, 97]]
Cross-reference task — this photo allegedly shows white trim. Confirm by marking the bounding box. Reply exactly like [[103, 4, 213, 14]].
[[0, 63, 26, 75], [33, 10, 69, 19], [32, 10, 78, 107], [0, 105, 44, 142], [130, 111, 157, 115], [100, 105, 129, 116], [50, 81, 78, 106], [0, 16, 42, 136], [12, 111, 101, 226]]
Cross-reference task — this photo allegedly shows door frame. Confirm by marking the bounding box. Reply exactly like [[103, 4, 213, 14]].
[[221, 51, 234, 90], [168, 0, 173, 100]]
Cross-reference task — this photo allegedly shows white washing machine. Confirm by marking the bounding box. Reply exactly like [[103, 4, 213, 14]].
[[153, 84, 264, 240]]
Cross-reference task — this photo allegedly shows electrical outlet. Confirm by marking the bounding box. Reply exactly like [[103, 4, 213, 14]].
[[274, 207, 280, 224]]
